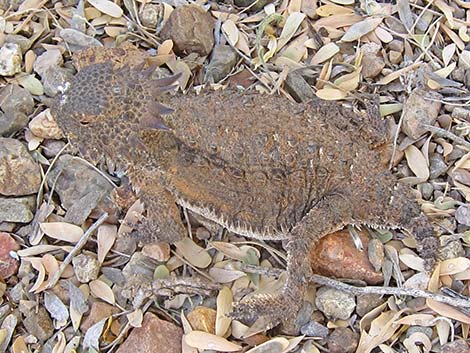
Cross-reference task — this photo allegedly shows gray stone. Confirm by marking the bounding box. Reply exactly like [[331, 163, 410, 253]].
[[405, 325, 433, 340], [456, 205, 470, 226], [23, 306, 54, 341], [0, 195, 35, 223], [5, 34, 32, 53], [0, 84, 35, 115], [41, 66, 74, 97], [0, 138, 41, 196], [46, 155, 114, 225], [139, 4, 163, 28], [0, 43, 22, 76], [315, 287, 355, 320], [59, 28, 102, 52], [429, 153, 448, 179], [73, 254, 100, 283], [356, 294, 385, 317], [205, 45, 238, 83], [402, 88, 442, 139], [0, 111, 28, 136], [300, 320, 329, 338], [441, 339, 470, 353], [420, 182, 434, 200], [284, 70, 315, 103], [33, 49, 63, 78]]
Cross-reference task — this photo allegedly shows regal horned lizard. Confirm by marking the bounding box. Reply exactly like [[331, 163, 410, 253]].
[[51, 59, 438, 328]]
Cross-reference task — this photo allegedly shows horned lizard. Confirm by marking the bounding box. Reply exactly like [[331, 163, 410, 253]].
[[51, 58, 438, 328]]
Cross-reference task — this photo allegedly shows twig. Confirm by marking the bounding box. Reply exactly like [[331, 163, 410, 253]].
[[240, 264, 470, 309], [423, 124, 470, 150], [45, 212, 109, 289]]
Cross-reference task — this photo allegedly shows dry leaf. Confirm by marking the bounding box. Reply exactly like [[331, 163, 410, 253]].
[[97, 224, 117, 263], [175, 237, 212, 269], [40, 222, 84, 243], [277, 12, 306, 50], [89, 279, 115, 305], [405, 145, 429, 180], [88, 0, 123, 18], [316, 87, 347, 100], [442, 43, 456, 66], [184, 331, 242, 351], [245, 337, 289, 353], [316, 4, 353, 16], [427, 299, 470, 324], [311, 42, 339, 65], [440, 257, 470, 275], [215, 287, 232, 336], [222, 19, 239, 46], [341, 17, 383, 42]]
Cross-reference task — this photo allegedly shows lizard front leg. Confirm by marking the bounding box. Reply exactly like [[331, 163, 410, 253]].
[[230, 192, 353, 329]]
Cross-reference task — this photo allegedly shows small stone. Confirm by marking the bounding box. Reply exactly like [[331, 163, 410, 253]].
[[387, 39, 404, 53], [327, 327, 359, 353], [439, 237, 465, 260], [0, 111, 28, 136], [41, 66, 74, 97], [456, 205, 470, 226], [356, 294, 385, 317], [81, 301, 119, 332], [116, 312, 182, 353], [459, 50, 470, 70], [33, 49, 63, 78], [187, 306, 216, 334], [0, 196, 35, 223], [361, 43, 385, 79], [420, 182, 434, 200], [402, 88, 442, 139], [0, 138, 41, 196], [121, 252, 155, 301], [142, 242, 170, 262], [73, 254, 100, 283], [42, 139, 67, 158], [429, 153, 448, 179], [310, 230, 383, 285], [4, 35, 32, 53], [205, 45, 238, 83], [59, 28, 103, 52], [300, 320, 329, 338], [29, 110, 63, 140], [315, 287, 355, 320], [139, 4, 163, 28], [0, 232, 19, 278], [441, 339, 470, 353], [160, 5, 215, 56], [284, 70, 315, 103], [389, 50, 402, 65], [23, 306, 54, 341], [46, 155, 114, 225], [0, 84, 35, 115], [367, 238, 384, 272], [0, 43, 22, 76]]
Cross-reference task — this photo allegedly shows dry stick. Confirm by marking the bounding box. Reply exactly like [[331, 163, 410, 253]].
[[46, 212, 109, 290], [423, 124, 470, 150], [240, 264, 470, 309]]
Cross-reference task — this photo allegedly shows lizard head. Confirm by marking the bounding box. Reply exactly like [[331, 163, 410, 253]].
[[51, 62, 180, 165]]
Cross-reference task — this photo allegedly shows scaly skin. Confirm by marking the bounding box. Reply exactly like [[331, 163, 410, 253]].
[[51, 60, 438, 328]]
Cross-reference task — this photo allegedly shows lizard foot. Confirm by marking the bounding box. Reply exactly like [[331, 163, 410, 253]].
[[229, 292, 300, 330]]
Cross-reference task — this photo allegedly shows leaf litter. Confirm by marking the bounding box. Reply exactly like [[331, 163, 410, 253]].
[[2, 0, 470, 351]]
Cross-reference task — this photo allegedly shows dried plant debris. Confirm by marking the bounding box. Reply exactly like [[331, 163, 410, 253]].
[[1, 0, 470, 352]]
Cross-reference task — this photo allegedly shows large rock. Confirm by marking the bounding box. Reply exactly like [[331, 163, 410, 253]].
[[0, 138, 41, 196], [0, 43, 22, 76], [116, 312, 182, 353], [402, 88, 442, 139], [160, 5, 215, 56], [46, 154, 114, 224], [309, 229, 383, 285]]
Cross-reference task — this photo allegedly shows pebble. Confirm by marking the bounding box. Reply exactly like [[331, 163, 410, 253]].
[[402, 88, 442, 139], [356, 294, 385, 317], [139, 4, 163, 28], [309, 230, 383, 285], [361, 43, 385, 78], [142, 242, 170, 262], [0, 43, 22, 76], [59, 28, 103, 51], [315, 287, 355, 320], [33, 49, 63, 78], [0, 111, 29, 136], [1, 138, 41, 197], [160, 5, 215, 56], [327, 327, 359, 353], [300, 320, 329, 338], [42, 139, 67, 158], [22, 306, 54, 341], [187, 306, 216, 334], [41, 66, 74, 97], [73, 254, 100, 283], [81, 301, 119, 333], [0, 84, 35, 115], [389, 50, 402, 65], [29, 109, 63, 139], [387, 39, 404, 53], [116, 312, 182, 353], [456, 205, 470, 226], [46, 155, 114, 225], [441, 339, 470, 353], [420, 182, 434, 200], [284, 70, 315, 103], [205, 45, 238, 83], [4, 34, 32, 53], [0, 232, 19, 278], [429, 153, 448, 179]]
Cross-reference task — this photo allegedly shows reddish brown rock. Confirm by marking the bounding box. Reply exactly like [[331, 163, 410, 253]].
[[160, 5, 215, 56], [116, 312, 182, 353], [81, 301, 119, 333], [0, 232, 19, 278], [309, 230, 384, 285]]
